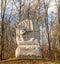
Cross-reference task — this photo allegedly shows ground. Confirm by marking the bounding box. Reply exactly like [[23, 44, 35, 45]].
[[0, 58, 60, 64]]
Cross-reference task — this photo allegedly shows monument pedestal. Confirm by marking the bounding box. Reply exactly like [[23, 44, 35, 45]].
[[15, 39, 42, 58]]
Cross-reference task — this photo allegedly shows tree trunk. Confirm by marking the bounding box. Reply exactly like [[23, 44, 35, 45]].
[[0, 0, 7, 60], [44, 6, 51, 51], [58, 3, 60, 46], [58, 4, 60, 24]]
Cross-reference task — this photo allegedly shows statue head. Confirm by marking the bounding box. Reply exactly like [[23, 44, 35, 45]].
[[19, 28, 26, 35]]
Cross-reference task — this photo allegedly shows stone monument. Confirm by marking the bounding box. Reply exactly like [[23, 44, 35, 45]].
[[15, 19, 42, 58]]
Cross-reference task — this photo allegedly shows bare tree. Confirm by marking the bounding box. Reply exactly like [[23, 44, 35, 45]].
[[0, 0, 7, 60], [0, 0, 14, 60], [44, 0, 51, 51], [58, 0, 60, 44]]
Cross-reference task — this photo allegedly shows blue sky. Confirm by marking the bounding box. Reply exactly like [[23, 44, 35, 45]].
[[0, 0, 58, 24]]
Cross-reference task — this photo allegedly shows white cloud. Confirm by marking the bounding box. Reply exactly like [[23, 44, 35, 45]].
[[48, 6, 58, 14], [48, 0, 58, 14]]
